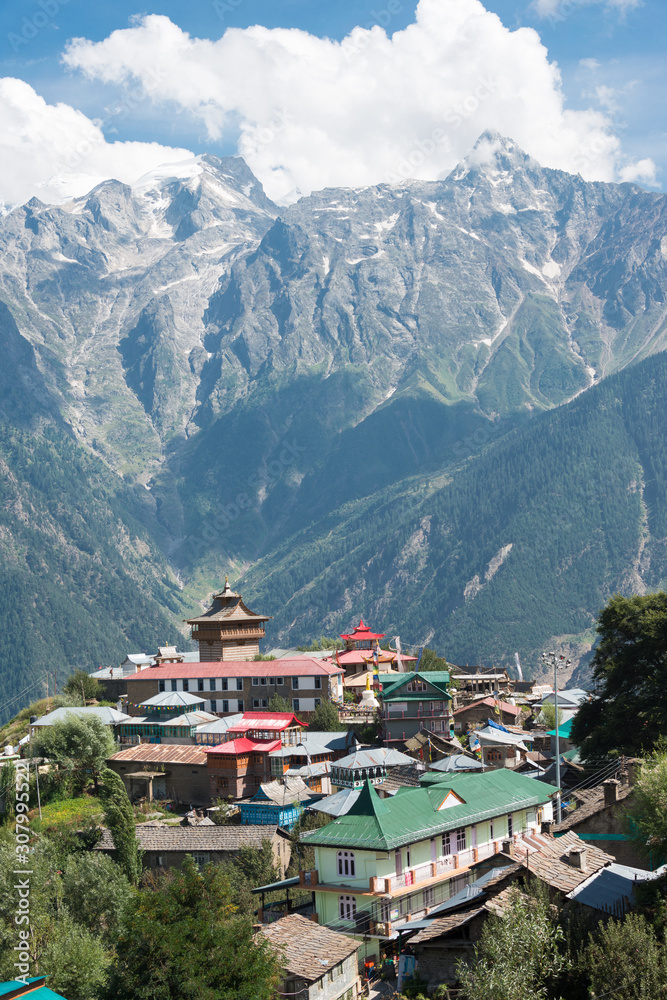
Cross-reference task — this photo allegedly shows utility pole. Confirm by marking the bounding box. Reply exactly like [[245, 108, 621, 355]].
[[541, 651, 571, 825]]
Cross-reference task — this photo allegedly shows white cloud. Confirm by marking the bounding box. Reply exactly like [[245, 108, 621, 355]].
[[0, 77, 191, 209], [61, 0, 652, 202], [619, 158, 657, 184], [532, 0, 642, 22]]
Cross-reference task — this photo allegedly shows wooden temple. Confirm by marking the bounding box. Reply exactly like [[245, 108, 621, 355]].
[[186, 577, 271, 661]]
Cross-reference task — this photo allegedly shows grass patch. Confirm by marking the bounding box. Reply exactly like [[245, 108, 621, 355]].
[[30, 794, 104, 834]]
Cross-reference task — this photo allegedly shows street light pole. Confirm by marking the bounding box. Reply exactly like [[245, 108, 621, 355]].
[[541, 651, 571, 826]]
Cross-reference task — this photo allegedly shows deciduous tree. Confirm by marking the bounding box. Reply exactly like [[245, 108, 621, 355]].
[[571, 592, 667, 760], [29, 713, 116, 792]]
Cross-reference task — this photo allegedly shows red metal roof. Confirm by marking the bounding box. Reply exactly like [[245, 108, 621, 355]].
[[126, 657, 343, 682], [453, 697, 521, 717], [205, 737, 282, 755], [228, 712, 308, 732], [340, 619, 385, 642]]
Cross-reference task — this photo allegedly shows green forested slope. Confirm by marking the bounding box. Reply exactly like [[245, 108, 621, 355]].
[[239, 351, 667, 673]]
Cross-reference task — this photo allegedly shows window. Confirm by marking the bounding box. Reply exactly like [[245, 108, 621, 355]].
[[275, 677, 284, 686], [210, 700, 217, 712], [292, 677, 299, 690], [489, 820, 494, 841], [442, 832, 452, 856], [191, 852, 208, 868], [209, 678, 216, 691], [171, 680, 177, 692], [261, 677, 267, 685], [339, 895, 356, 921], [198, 678, 204, 691], [424, 887, 435, 908], [292, 699, 300, 712], [486, 750, 502, 763], [337, 851, 356, 877], [221, 679, 228, 691], [407, 679, 427, 692], [314, 698, 321, 708], [237, 700, 244, 712], [155, 854, 165, 868], [158, 680, 165, 692], [222, 700, 229, 713], [508, 815, 513, 837], [236, 679, 243, 691], [456, 827, 467, 851], [182, 679, 189, 692], [314, 677, 322, 689], [252, 677, 260, 686], [252, 698, 269, 709]]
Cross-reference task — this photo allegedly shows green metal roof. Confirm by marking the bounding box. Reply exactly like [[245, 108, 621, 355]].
[[546, 717, 574, 738], [301, 769, 553, 851], [381, 671, 451, 701]]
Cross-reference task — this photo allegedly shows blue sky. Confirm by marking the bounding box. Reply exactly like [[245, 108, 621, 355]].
[[0, 0, 663, 206]]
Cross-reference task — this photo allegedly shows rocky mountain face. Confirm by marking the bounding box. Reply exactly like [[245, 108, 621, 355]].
[[1, 132, 667, 692]]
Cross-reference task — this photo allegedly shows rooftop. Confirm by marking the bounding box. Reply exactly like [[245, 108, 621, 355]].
[[206, 737, 282, 755], [513, 830, 614, 893], [32, 706, 131, 727], [454, 697, 521, 717], [340, 619, 385, 643], [228, 712, 308, 733], [381, 671, 451, 699], [302, 769, 553, 851], [249, 778, 312, 806], [553, 782, 633, 832], [429, 754, 485, 773], [138, 691, 206, 710], [567, 861, 664, 912], [0, 978, 67, 999], [259, 913, 359, 981], [109, 744, 207, 766], [96, 823, 286, 853], [334, 747, 414, 770], [126, 657, 343, 681], [186, 577, 271, 626]]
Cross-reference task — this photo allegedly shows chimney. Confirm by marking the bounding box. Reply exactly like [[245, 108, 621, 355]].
[[501, 839, 513, 856], [568, 847, 587, 870], [603, 778, 620, 806]]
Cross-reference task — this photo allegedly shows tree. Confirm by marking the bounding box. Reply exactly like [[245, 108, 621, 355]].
[[537, 704, 564, 730], [105, 856, 282, 999], [582, 911, 667, 1000], [571, 592, 667, 760], [40, 916, 110, 1000], [268, 691, 291, 712], [100, 767, 142, 886], [29, 713, 116, 792], [419, 647, 449, 671], [60, 852, 135, 944], [626, 743, 667, 865], [308, 698, 344, 731], [63, 669, 105, 702], [297, 636, 343, 651], [457, 880, 567, 1000]]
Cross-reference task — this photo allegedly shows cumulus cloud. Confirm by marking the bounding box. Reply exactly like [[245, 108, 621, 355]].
[[61, 0, 654, 202], [0, 77, 191, 209], [619, 158, 657, 184]]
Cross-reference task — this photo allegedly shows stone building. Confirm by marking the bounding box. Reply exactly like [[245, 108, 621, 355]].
[[259, 914, 361, 1000]]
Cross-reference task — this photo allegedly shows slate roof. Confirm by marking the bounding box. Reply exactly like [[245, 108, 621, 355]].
[[109, 744, 207, 766], [259, 913, 359, 981], [552, 783, 632, 833], [32, 706, 131, 727], [302, 769, 552, 851], [515, 830, 614, 893], [96, 823, 284, 852], [410, 906, 487, 943], [334, 747, 414, 769], [454, 698, 521, 718]]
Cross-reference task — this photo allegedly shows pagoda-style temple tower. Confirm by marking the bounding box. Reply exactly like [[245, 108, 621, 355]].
[[186, 578, 271, 661]]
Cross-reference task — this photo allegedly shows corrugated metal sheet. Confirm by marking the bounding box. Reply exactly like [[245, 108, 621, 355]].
[[109, 744, 208, 765]]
